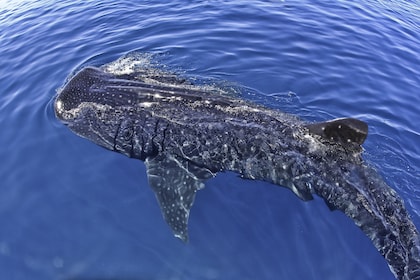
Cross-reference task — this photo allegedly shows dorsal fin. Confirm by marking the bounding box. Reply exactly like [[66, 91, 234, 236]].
[[305, 118, 368, 146]]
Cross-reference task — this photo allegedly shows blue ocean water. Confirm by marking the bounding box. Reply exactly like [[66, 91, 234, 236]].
[[1, 0, 419, 279]]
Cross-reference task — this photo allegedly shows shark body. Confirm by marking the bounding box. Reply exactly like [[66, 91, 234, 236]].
[[54, 61, 420, 280]]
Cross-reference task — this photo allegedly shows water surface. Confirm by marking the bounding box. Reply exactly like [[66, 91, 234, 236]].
[[0, 1, 419, 279]]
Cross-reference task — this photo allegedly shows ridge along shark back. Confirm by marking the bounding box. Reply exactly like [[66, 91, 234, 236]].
[[54, 55, 420, 280]]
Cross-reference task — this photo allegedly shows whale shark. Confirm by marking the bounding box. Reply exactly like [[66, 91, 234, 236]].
[[54, 57, 420, 280]]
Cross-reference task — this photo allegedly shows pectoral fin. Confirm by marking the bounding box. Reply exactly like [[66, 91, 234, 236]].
[[145, 153, 215, 242]]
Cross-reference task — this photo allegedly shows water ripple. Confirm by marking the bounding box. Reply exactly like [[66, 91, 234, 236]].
[[0, 1, 418, 279]]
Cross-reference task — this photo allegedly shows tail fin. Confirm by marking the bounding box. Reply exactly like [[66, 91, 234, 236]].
[[314, 164, 420, 280]]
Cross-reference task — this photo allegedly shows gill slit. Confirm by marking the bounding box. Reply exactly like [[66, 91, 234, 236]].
[[113, 119, 123, 151]]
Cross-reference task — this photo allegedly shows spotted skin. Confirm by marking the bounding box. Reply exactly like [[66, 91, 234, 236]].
[[55, 65, 420, 280]]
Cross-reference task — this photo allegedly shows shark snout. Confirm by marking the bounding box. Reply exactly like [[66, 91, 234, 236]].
[[54, 94, 78, 124], [54, 96, 67, 122]]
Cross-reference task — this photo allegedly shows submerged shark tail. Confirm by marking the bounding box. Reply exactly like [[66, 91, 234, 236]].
[[314, 165, 420, 280]]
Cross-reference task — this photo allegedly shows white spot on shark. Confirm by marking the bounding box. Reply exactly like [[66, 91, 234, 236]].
[[140, 102, 154, 108]]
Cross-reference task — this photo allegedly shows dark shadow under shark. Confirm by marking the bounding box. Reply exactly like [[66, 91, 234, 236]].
[[54, 59, 420, 280]]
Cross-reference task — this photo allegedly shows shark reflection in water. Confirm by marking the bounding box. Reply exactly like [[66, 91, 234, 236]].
[[54, 56, 420, 280]]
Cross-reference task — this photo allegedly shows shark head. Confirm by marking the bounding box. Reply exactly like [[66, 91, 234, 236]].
[[54, 67, 153, 158], [55, 67, 111, 121]]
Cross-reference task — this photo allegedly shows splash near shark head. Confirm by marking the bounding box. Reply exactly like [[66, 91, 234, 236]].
[[55, 54, 420, 280]]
